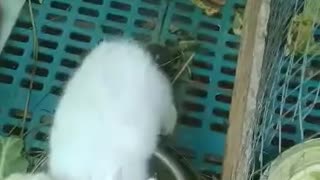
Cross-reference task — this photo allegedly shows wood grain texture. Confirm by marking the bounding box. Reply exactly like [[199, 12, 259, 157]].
[[222, 0, 270, 179]]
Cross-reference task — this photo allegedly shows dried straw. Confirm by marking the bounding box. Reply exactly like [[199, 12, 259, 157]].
[[9, 0, 39, 137]]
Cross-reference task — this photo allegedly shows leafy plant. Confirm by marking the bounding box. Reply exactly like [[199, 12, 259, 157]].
[[0, 136, 28, 179], [285, 0, 320, 56]]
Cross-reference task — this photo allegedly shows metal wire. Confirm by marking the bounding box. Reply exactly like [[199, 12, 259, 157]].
[[247, 0, 320, 179]]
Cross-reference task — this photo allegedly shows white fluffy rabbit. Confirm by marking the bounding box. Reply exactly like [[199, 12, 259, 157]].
[[4, 173, 51, 180], [48, 39, 177, 180]]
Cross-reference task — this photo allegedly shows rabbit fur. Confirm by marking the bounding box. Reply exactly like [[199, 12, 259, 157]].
[[48, 39, 177, 180]]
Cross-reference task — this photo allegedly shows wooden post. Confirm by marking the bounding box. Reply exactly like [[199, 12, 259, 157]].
[[222, 0, 270, 179]]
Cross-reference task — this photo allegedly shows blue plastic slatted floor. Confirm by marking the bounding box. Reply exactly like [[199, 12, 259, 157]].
[[0, 0, 245, 177]]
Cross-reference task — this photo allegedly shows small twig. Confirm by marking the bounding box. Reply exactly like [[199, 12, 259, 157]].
[[159, 55, 181, 67], [165, 144, 203, 179], [23, 121, 52, 138], [249, 162, 272, 179], [31, 154, 47, 173], [186, 66, 192, 77], [27, 151, 46, 156], [19, 0, 39, 137], [306, 132, 320, 140], [171, 53, 195, 84], [9, 0, 39, 136]]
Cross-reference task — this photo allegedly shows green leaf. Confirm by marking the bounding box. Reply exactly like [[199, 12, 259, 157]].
[[0, 136, 29, 179], [285, 0, 320, 56], [310, 171, 320, 180], [232, 8, 244, 36], [303, 0, 320, 22]]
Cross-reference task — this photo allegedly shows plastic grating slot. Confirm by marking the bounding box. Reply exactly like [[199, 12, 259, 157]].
[[0, 0, 246, 176], [163, 0, 245, 176]]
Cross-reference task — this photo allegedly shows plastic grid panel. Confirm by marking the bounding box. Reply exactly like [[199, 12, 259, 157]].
[[0, 0, 245, 177], [162, 0, 245, 177]]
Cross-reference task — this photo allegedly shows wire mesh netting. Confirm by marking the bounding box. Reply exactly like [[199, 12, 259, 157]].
[[249, 0, 320, 179]]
